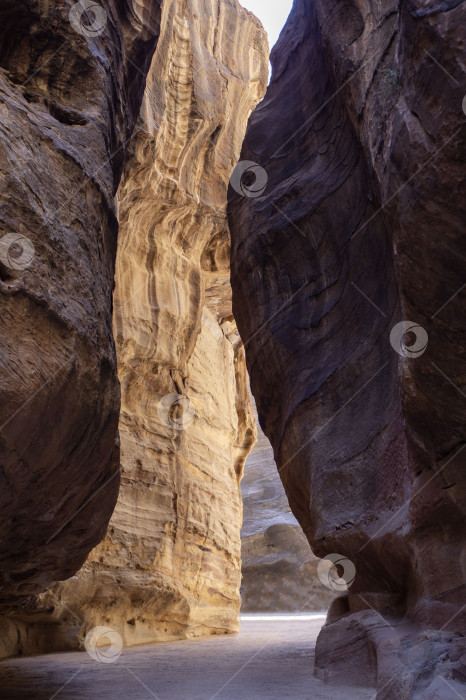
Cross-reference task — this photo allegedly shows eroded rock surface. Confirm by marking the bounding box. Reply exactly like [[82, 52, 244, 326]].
[[0, 0, 267, 658], [93, 0, 265, 646], [229, 0, 465, 694], [241, 393, 334, 612], [0, 0, 161, 608]]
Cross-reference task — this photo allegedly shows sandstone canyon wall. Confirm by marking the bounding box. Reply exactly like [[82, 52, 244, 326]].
[[85, 0, 265, 647], [0, 0, 161, 609], [229, 0, 465, 696], [241, 393, 335, 612], [0, 0, 267, 658]]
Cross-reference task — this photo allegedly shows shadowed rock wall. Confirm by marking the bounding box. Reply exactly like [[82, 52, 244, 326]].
[[0, 0, 161, 608], [228, 0, 466, 695]]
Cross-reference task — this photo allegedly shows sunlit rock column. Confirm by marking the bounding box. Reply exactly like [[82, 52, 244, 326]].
[[74, 0, 266, 647]]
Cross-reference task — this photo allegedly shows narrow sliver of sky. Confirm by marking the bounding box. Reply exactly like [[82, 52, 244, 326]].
[[240, 0, 293, 51]]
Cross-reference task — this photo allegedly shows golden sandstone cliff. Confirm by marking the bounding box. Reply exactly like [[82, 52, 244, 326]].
[[0, 0, 267, 657], [73, 0, 265, 645]]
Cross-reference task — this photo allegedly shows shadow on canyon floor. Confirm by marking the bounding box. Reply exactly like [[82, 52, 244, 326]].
[[0, 617, 375, 700]]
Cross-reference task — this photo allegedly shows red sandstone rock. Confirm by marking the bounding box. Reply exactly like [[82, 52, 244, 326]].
[[228, 0, 466, 693]]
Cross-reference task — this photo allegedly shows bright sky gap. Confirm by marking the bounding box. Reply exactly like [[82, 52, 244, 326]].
[[240, 0, 293, 50]]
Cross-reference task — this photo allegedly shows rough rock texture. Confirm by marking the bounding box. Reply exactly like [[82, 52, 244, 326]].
[[228, 0, 466, 695], [0, 0, 161, 607], [241, 393, 335, 612], [94, 0, 265, 646], [0, 0, 267, 658]]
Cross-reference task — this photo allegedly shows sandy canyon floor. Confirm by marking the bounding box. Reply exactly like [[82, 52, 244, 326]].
[[0, 615, 377, 699]]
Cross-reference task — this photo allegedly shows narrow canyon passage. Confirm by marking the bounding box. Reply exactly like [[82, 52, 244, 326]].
[[240, 393, 335, 613], [0, 617, 376, 700], [0, 0, 464, 697]]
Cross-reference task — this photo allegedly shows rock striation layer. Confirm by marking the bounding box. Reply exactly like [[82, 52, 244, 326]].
[[228, 0, 466, 695], [86, 0, 265, 646], [0, 0, 161, 608], [0, 0, 267, 658], [241, 393, 334, 612]]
